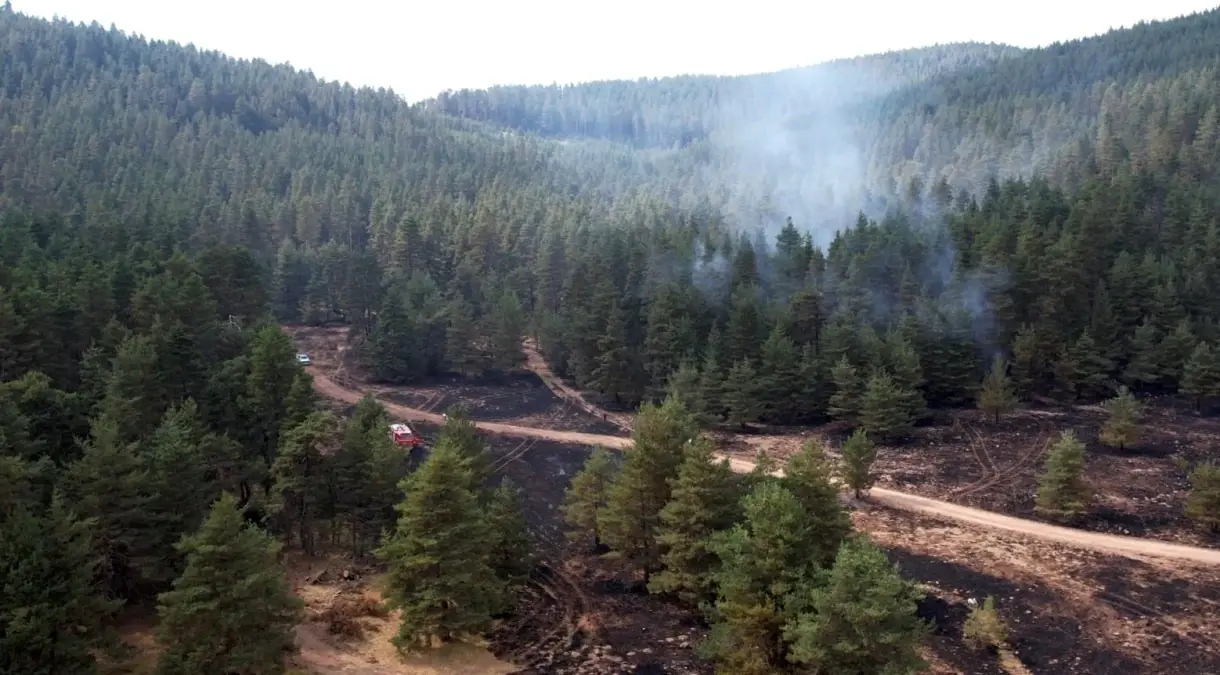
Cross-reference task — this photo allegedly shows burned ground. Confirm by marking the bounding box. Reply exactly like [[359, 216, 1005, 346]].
[[868, 405, 1220, 548], [856, 504, 1220, 675], [482, 436, 1021, 675], [286, 323, 1220, 674]]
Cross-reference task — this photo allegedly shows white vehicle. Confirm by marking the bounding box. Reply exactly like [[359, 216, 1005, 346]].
[[296, 353, 311, 365]]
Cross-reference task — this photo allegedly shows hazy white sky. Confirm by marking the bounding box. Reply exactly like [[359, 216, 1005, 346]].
[[12, 0, 1220, 102]]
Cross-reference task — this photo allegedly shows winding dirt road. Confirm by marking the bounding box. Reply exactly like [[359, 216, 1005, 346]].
[[306, 354, 1220, 567]]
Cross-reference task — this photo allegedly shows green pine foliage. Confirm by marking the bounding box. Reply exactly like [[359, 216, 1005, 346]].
[[1098, 386, 1141, 451], [860, 371, 916, 442], [60, 414, 164, 604], [723, 359, 762, 427], [977, 356, 1018, 423], [4, 7, 1220, 671], [1, 496, 121, 675], [561, 446, 617, 548], [332, 396, 402, 557], [841, 430, 878, 499], [702, 481, 821, 674], [268, 411, 339, 555], [1181, 342, 1220, 410], [784, 537, 929, 675], [962, 596, 1009, 652], [485, 478, 534, 593], [649, 436, 743, 606], [438, 407, 494, 493], [781, 439, 852, 568], [1185, 462, 1220, 531], [598, 396, 699, 579], [828, 357, 862, 424], [1035, 431, 1091, 518], [155, 493, 303, 675], [376, 440, 502, 651]]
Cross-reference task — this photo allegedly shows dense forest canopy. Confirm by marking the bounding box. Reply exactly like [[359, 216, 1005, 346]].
[[432, 8, 1220, 235], [4, 3, 1220, 671]]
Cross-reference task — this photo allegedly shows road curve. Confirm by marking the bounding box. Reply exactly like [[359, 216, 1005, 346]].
[[307, 368, 1220, 566]]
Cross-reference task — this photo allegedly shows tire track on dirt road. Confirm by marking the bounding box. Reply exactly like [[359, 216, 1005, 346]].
[[306, 363, 1220, 566]]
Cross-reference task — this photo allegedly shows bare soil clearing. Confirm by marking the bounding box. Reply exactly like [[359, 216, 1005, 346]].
[[287, 554, 517, 675]]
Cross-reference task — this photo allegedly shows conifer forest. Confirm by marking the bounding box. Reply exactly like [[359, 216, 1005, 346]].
[[4, 4, 1220, 675]]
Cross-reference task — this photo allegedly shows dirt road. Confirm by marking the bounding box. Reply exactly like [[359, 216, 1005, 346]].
[[308, 367, 1220, 566], [312, 371, 632, 450]]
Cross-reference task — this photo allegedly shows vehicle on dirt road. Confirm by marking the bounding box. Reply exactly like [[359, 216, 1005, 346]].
[[389, 422, 422, 447], [297, 353, 311, 365]]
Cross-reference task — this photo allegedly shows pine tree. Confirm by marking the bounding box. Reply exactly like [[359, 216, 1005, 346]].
[[61, 414, 164, 604], [977, 355, 1018, 423], [592, 300, 637, 405], [828, 357, 862, 424], [99, 333, 164, 444], [445, 297, 484, 377], [797, 343, 828, 422], [1035, 431, 1091, 518], [485, 478, 533, 593], [438, 407, 494, 492], [332, 403, 399, 557], [649, 436, 743, 606], [155, 493, 303, 675], [1009, 324, 1042, 398], [644, 286, 698, 399], [781, 438, 852, 568], [489, 290, 526, 373], [884, 331, 927, 422], [241, 324, 300, 471], [698, 325, 726, 421], [1099, 386, 1141, 451], [1181, 342, 1220, 410], [599, 396, 699, 579], [841, 429, 877, 499], [268, 411, 337, 555], [376, 440, 500, 651], [1186, 463, 1220, 531], [143, 400, 219, 586], [962, 596, 1009, 651], [1069, 330, 1114, 399], [664, 359, 704, 422], [1122, 320, 1161, 389], [562, 447, 616, 548], [784, 537, 928, 675], [758, 324, 802, 421], [1156, 317, 1196, 389], [723, 359, 762, 427], [702, 481, 820, 674], [367, 290, 418, 382], [726, 285, 764, 365], [282, 369, 316, 431], [860, 371, 914, 442], [0, 496, 121, 675]]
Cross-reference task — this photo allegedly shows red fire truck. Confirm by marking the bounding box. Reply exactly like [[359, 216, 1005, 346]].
[[389, 423, 421, 447]]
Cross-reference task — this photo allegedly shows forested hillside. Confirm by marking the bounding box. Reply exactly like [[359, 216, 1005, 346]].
[[432, 9, 1220, 229], [1, 3, 1220, 434], [4, 3, 1220, 672], [423, 43, 1025, 148]]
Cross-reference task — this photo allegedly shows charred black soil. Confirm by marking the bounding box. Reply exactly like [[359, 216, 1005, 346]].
[[482, 436, 1020, 675], [857, 504, 1220, 675]]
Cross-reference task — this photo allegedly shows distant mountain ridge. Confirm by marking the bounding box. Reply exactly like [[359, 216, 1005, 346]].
[[425, 8, 1220, 231], [420, 43, 1026, 149]]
